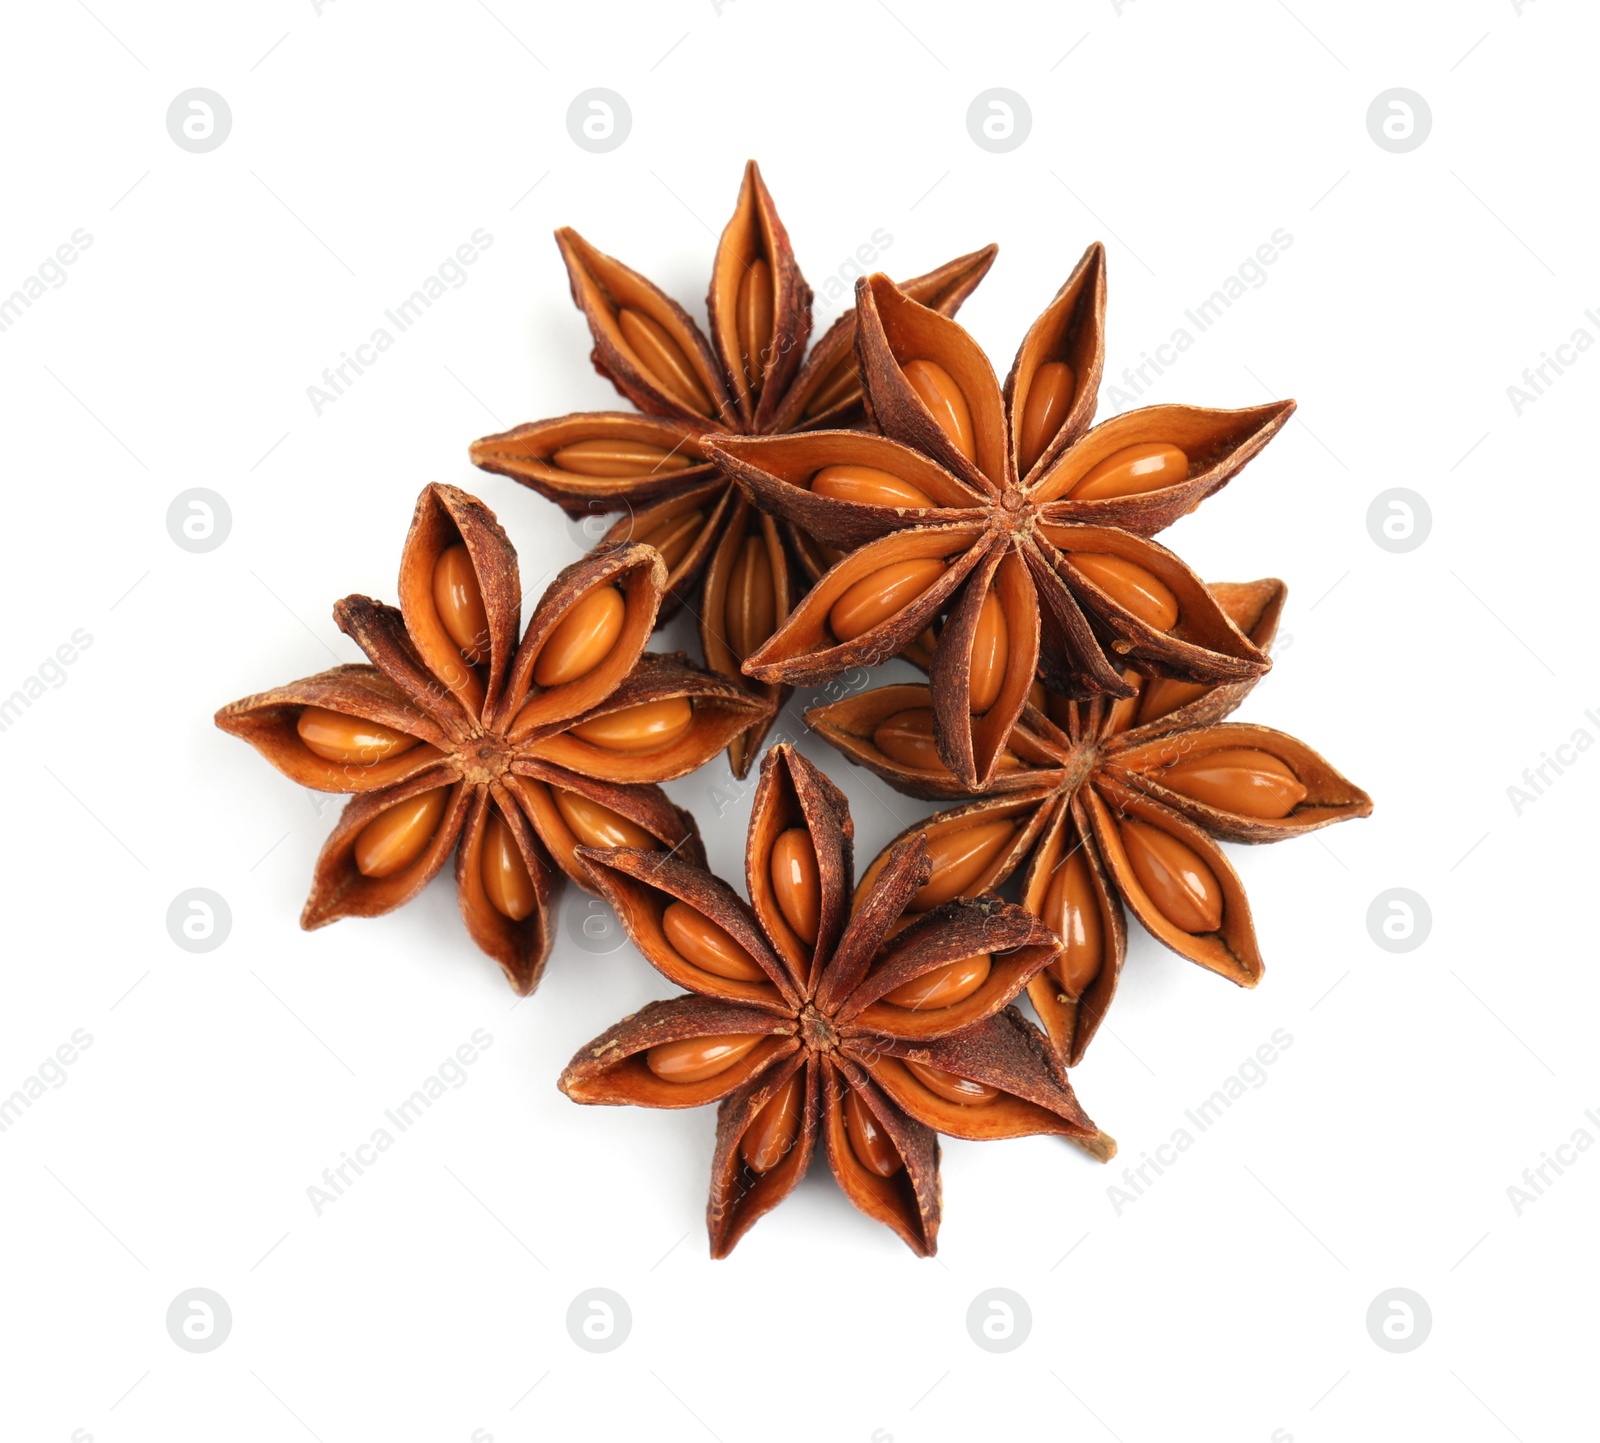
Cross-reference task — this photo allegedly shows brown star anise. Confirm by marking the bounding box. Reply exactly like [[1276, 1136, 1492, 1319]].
[[559, 744, 1108, 1257], [215, 483, 771, 994], [806, 580, 1372, 1065], [468, 160, 995, 776], [704, 245, 1296, 790]]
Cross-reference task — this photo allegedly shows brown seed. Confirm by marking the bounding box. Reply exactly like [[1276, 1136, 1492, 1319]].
[[904, 1058, 999, 1106], [1018, 360, 1076, 474], [771, 827, 820, 943], [644, 1033, 763, 1084], [636, 509, 704, 572], [1041, 848, 1103, 997], [725, 534, 776, 662], [550, 438, 693, 478], [1069, 441, 1188, 502], [828, 558, 947, 641], [570, 697, 693, 753], [741, 1069, 805, 1174], [354, 787, 448, 879], [1136, 675, 1209, 727], [810, 463, 934, 509], [432, 544, 490, 664], [736, 256, 775, 399], [662, 900, 767, 982], [296, 707, 419, 765], [801, 353, 861, 419], [552, 788, 658, 850], [872, 709, 1020, 775], [617, 307, 714, 414], [534, 587, 625, 687], [903, 358, 976, 462], [1159, 748, 1307, 819], [1069, 553, 1180, 631], [968, 588, 1009, 712], [1121, 818, 1223, 933], [481, 810, 537, 920], [882, 953, 992, 1010], [1027, 679, 1047, 712], [844, 1088, 902, 1176], [910, 820, 1016, 911]]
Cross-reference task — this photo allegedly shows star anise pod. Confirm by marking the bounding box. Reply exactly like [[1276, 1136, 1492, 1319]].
[[215, 483, 771, 994], [704, 245, 1296, 790], [468, 160, 996, 776], [806, 579, 1372, 1065], [559, 744, 1107, 1257]]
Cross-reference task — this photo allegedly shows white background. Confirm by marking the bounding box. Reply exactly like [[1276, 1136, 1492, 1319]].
[[1, 1, 1594, 1440]]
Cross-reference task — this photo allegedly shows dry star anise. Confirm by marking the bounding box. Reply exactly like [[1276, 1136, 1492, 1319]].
[[806, 579, 1372, 1065], [559, 744, 1108, 1257], [704, 245, 1296, 791], [468, 160, 995, 776], [215, 483, 770, 994]]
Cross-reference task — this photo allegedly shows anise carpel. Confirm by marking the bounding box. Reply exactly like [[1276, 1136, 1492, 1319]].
[[559, 744, 1109, 1257], [468, 160, 996, 776], [807, 580, 1372, 1065], [215, 483, 771, 994], [704, 244, 1297, 791]]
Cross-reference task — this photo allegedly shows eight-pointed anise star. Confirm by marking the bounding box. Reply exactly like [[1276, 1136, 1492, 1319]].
[[559, 744, 1109, 1257], [808, 580, 1371, 1065], [468, 159, 996, 776], [216, 483, 770, 994], [704, 244, 1296, 791]]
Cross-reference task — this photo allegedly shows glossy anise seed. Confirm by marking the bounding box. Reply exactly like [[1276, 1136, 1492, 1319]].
[[1159, 748, 1307, 819], [1136, 675, 1208, 726], [550, 438, 693, 478], [617, 308, 713, 414], [433, 545, 490, 664], [725, 535, 776, 662], [1121, 819, 1223, 933], [354, 788, 448, 878], [1042, 849, 1103, 997], [829, 558, 946, 641], [1069, 441, 1189, 501], [845, 1090, 902, 1177], [882, 954, 992, 1010], [1018, 360, 1075, 475], [771, 826, 821, 943], [811, 464, 933, 510], [741, 1070, 804, 1174], [969, 588, 1009, 713], [873, 709, 1020, 775], [903, 358, 975, 461], [911, 821, 1016, 910], [482, 811, 537, 920], [1069, 553, 1180, 631], [904, 1059, 999, 1106], [296, 707, 418, 764], [636, 510, 704, 572], [534, 587, 625, 687], [571, 697, 694, 753], [662, 900, 766, 982], [553, 789, 659, 850], [644, 1033, 763, 1083], [736, 257, 775, 399]]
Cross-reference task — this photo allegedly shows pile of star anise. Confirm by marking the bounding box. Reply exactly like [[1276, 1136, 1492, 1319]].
[[220, 162, 1369, 1257]]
